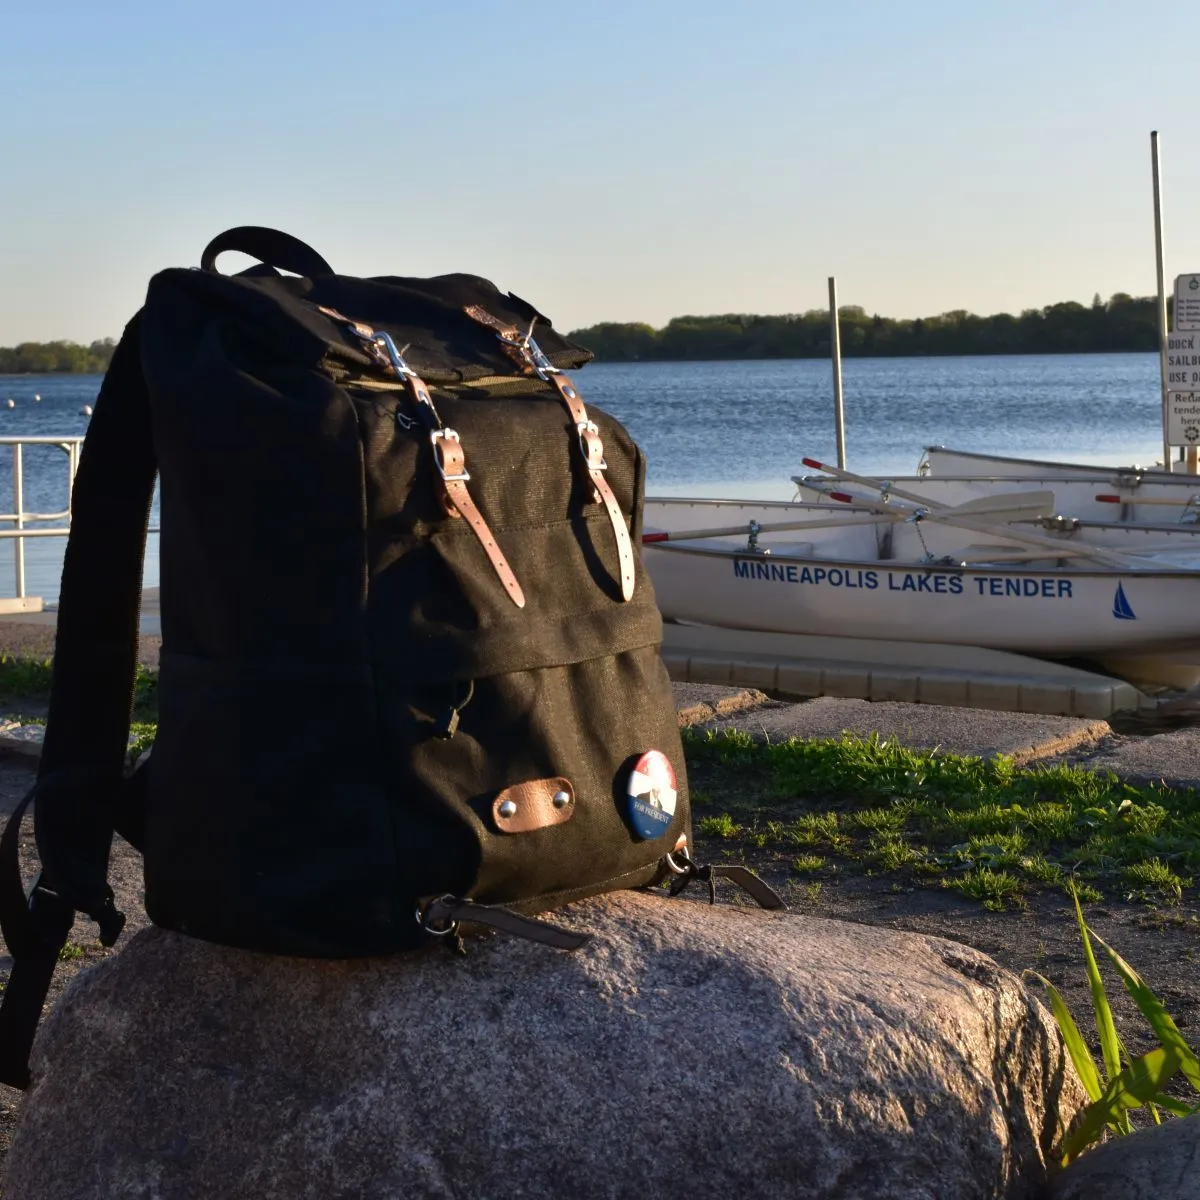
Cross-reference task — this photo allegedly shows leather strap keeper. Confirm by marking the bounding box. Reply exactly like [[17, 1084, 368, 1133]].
[[492, 777, 576, 833]]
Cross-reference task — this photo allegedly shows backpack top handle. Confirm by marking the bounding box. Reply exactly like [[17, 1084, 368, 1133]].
[[200, 226, 334, 278]]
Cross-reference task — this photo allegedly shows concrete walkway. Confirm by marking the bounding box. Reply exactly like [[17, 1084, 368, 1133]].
[[676, 683, 1200, 788]]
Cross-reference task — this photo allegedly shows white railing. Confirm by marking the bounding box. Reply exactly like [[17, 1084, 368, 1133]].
[[0, 436, 85, 606], [0, 435, 163, 610]]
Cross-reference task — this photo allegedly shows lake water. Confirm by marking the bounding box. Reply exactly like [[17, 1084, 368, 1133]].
[[0, 352, 1174, 601]]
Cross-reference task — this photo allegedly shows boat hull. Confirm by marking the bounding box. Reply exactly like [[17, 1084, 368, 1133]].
[[643, 499, 1200, 664], [647, 544, 1200, 656], [917, 445, 1179, 480]]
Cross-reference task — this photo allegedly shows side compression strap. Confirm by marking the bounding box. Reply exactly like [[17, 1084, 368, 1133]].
[[0, 315, 156, 1089]]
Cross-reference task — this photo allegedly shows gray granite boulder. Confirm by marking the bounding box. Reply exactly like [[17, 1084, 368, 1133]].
[[3, 891, 1085, 1199], [1048, 1114, 1200, 1199]]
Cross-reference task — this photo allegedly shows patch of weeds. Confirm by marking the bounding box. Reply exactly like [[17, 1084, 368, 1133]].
[[805, 881, 822, 903], [934, 804, 1018, 840], [966, 832, 1028, 870], [789, 812, 850, 851], [128, 722, 156, 763], [953, 867, 1026, 912], [791, 854, 824, 874], [1121, 858, 1189, 904], [845, 806, 907, 835], [1065, 879, 1103, 904], [1020, 803, 1077, 844], [689, 788, 714, 809], [57, 941, 84, 963], [1020, 854, 1064, 886], [0, 655, 54, 701], [909, 856, 943, 878], [697, 813, 740, 840], [867, 833, 922, 872], [0, 655, 159, 717]]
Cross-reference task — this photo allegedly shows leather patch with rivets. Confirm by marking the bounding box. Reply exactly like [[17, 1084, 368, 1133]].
[[492, 778, 576, 833]]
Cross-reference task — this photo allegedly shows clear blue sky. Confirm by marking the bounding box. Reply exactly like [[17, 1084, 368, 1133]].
[[1, 0, 1196, 343]]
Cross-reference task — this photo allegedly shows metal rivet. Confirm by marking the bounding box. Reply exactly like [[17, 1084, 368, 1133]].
[[552, 790, 571, 808], [498, 800, 518, 818]]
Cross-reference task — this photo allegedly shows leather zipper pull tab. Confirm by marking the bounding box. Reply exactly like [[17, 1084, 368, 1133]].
[[432, 679, 474, 740], [433, 707, 460, 740]]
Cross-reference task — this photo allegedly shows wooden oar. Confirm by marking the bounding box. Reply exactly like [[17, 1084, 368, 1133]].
[[800, 458, 1058, 523], [643, 512, 888, 543], [800, 460, 1163, 568], [1096, 493, 1200, 506], [835, 491, 1151, 568]]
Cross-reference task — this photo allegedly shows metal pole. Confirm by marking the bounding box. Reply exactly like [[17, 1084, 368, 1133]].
[[1152, 130, 1174, 474], [828, 276, 847, 469], [12, 443, 25, 599]]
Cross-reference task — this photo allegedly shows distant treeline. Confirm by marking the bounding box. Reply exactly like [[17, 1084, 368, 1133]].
[[567, 293, 1166, 362], [1, 292, 1172, 371], [0, 339, 117, 374]]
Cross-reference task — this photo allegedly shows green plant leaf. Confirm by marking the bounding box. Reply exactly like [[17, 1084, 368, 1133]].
[[1061, 1045, 1182, 1164], [1145, 1092, 1200, 1118], [1070, 884, 1122, 1087], [1024, 970, 1102, 1102], [1087, 925, 1200, 1096]]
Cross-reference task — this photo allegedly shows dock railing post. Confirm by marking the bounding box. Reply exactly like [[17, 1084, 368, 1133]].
[[12, 443, 25, 599]]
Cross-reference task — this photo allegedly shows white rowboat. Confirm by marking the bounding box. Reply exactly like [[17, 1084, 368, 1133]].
[[916, 445, 1181, 481], [643, 497, 1200, 689]]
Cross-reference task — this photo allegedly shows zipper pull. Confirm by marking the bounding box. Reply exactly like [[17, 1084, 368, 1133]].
[[433, 707, 460, 740]]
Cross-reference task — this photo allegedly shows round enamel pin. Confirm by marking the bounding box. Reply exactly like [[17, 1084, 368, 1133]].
[[626, 750, 678, 840]]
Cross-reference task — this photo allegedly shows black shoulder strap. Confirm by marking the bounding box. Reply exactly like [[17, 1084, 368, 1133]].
[[0, 314, 157, 1088]]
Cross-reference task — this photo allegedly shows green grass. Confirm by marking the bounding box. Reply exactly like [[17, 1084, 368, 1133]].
[[0, 654, 159, 720], [952, 867, 1026, 911], [1122, 859, 1190, 904], [790, 854, 825, 874], [684, 728, 1200, 910]]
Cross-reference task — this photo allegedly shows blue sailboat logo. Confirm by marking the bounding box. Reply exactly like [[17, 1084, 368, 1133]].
[[1112, 582, 1137, 621]]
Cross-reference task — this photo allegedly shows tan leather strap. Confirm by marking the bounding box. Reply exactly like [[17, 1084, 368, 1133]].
[[315, 305, 525, 609], [429, 427, 525, 608], [463, 305, 636, 602]]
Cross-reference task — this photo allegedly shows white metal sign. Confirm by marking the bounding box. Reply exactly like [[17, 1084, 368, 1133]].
[[1167, 331, 1200, 389], [1167, 391, 1200, 444], [1174, 274, 1200, 330]]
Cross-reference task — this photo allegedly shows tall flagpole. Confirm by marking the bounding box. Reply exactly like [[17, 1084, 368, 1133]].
[[1151, 130, 1174, 473], [828, 277, 846, 469]]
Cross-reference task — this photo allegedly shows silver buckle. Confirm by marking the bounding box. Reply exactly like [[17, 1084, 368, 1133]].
[[498, 321, 559, 380], [576, 420, 607, 470], [416, 895, 460, 938], [430, 429, 470, 482], [372, 330, 417, 380]]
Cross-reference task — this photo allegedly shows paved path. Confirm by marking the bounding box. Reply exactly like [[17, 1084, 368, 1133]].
[[676, 683, 1200, 787]]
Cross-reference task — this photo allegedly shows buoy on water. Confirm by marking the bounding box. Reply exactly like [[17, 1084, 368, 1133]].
[[80, 405, 93, 417], [33, 394, 41, 402], [4, 399, 14, 409]]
